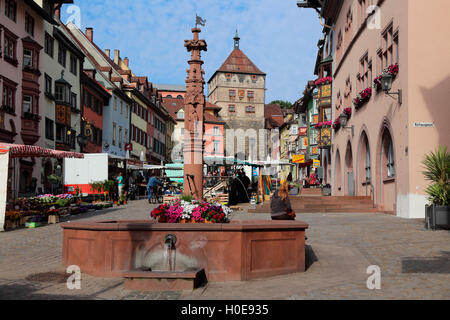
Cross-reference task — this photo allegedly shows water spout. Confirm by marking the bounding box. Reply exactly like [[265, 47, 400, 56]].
[[164, 234, 177, 272]]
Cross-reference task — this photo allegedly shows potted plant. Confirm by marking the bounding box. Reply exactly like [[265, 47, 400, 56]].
[[321, 183, 332, 196], [422, 146, 450, 230]]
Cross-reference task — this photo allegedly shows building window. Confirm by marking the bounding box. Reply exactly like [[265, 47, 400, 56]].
[[360, 53, 370, 89], [58, 44, 66, 67], [290, 125, 298, 135], [365, 144, 371, 181], [45, 32, 54, 57], [25, 13, 34, 36], [44, 74, 52, 95], [23, 48, 33, 68], [228, 104, 235, 113], [4, 33, 17, 62], [177, 110, 185, 119], [5, 0, 17, 22], [55, 123, 65, 143], [2, 84, 16, 111], [213, 126, 220, 136], [251, 75, 257, 82], [387, 137, 395, 177], [120, 101, 123, 115], [22, 95, 33, 114], [394, 31, 399, 64], [112, 123, 116, 146], [245, 106, 255, 113], [382, 24, 394, 69], [70, 55, 77, 75], [119, 126, 122, 149], [45, 117, 54, 141], [126, 105, 129, 118], [247, 91, 254, 99], [71, 93, 77, 109], [55, 83, 65, 102], [229, 90, 236, 98], [213, 140, 220, 154]]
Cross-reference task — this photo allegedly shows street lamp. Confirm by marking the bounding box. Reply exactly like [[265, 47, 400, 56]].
[[77, 134, 88, 152], [339, 113, 354, 137], [380, 72, 402, 104]]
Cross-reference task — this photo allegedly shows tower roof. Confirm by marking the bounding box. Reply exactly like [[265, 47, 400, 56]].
[[208, 34, 265, 83], [217, 49, 265, 75]]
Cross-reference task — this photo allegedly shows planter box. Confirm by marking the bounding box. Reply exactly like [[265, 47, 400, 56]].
[[48, 215, 60, 224], [322, 187, 332, 196], [425, 205, 450, 230]]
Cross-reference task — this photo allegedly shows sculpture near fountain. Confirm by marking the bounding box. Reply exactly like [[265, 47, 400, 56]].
[[183, 27, 207, 200]]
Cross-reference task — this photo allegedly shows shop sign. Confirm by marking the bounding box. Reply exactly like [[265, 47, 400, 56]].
[[298, 127, 308, 136], [292, 154, 305, 164], [313, 160, 321, 168]]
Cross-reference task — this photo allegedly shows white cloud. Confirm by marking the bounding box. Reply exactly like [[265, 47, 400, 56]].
[[63, 0, 323, 103]]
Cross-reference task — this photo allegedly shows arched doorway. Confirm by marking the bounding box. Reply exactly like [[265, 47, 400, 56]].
[[376, 126, 396, 211], [334, 149, 342, 195], [345, 141, 354, 196], [357, 131, 371, 196]]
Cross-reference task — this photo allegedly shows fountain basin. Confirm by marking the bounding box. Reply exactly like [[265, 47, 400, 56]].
[[61, 220, 309, 282]]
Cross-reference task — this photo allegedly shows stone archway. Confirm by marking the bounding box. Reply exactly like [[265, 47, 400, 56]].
[[357, 131, 371, 196], [376, 124, 396, 212], [344, 141, 354, 196], [334, 149, 342, 195]]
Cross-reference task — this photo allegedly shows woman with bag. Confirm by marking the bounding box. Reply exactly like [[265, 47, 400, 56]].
[[270, 181, 296, 220]]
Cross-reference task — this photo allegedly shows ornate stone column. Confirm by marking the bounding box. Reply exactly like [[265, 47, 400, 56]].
[[183, 27, 207, 199]]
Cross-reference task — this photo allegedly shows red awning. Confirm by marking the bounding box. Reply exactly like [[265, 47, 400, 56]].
[[0, 144, 84, 159]]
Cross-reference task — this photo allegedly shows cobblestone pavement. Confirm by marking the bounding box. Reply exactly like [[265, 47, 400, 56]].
[[0, 199, 448, 300]]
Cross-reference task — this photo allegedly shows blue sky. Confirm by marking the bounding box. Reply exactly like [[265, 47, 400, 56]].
[[62, 0, 323, 104]]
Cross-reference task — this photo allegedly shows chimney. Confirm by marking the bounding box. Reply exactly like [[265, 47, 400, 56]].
[[114, 50, 120, 65], [85, 28, 93, 42], [124, 57, 129, 67], [105, 49, 110, 59]]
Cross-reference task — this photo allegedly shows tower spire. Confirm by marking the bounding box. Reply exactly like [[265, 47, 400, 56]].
[[234, 29, 240, 50]]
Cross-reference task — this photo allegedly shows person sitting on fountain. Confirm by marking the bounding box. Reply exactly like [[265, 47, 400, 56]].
[[270, 181, 296, 220], [147, 174, 162, 203]]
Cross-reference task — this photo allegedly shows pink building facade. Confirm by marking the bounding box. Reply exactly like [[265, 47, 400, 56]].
[[324, 0, 450, 218]]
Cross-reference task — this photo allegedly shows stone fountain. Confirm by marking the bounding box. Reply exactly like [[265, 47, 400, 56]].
[[60, 21, 309, 292]]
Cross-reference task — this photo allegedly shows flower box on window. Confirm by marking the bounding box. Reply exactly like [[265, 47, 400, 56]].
[[353, 87, 372, 109], [333, 118, 341, 131], [314, 121, 332, 129], [314, 76, 333, 86], [374, 63, 399, 92], [343, 107, 352, 118]]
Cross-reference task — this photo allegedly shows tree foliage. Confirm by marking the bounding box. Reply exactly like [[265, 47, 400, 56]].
[[270, 100, 293, 109]]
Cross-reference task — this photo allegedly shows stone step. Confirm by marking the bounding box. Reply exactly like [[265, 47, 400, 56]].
[[122, 268, 207, 292]]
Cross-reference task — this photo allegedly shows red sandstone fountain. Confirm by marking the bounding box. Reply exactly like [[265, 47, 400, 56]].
[[60, 21, 309, 292]]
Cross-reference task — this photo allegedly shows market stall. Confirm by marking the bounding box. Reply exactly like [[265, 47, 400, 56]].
[[0, 144, 84, 232]]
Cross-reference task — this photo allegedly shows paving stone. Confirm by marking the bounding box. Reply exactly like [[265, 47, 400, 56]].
[[0, 199, 449, 300]]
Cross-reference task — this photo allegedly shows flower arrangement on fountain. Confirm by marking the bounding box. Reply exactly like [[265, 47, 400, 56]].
[[374, 63, 399, 91], [151, 199, 232, 224], [314, 76, 333, 86], [353, 87, 372, 108], [314, 121, 332, 129]]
